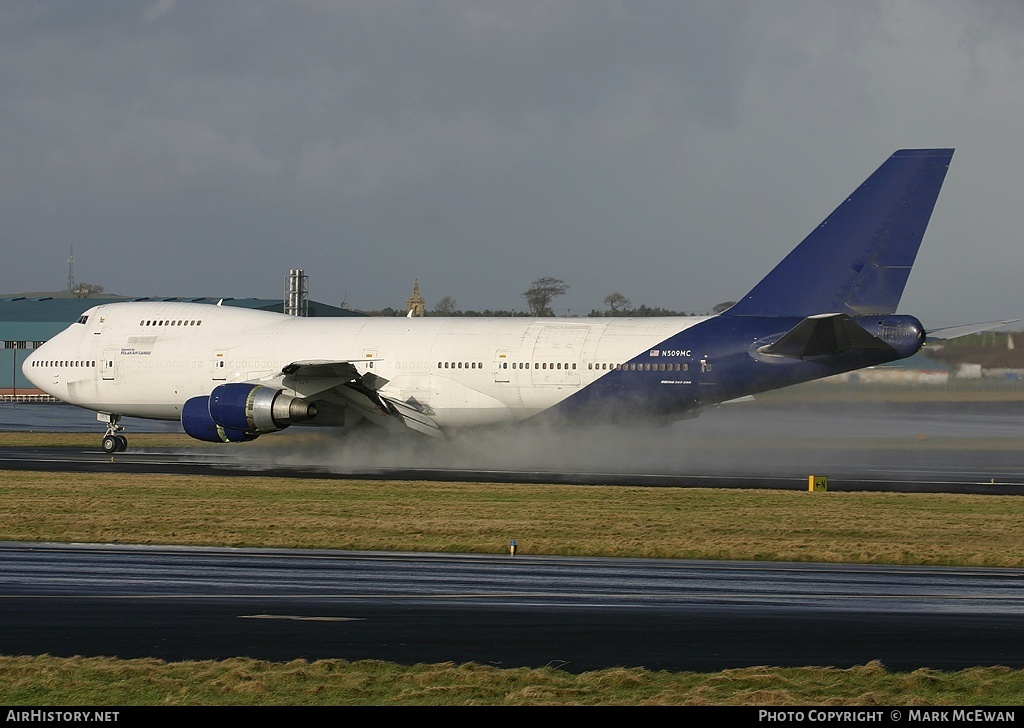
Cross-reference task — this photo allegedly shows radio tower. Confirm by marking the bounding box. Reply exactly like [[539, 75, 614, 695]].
[[67, 245, 76, 293]]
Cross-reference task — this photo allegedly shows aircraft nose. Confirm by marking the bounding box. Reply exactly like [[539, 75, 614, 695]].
[[22, 343, 61, 391], [22, 348, 43, 387]]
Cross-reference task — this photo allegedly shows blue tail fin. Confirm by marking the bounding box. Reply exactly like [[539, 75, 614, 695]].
[[725, 148, 953, 318]]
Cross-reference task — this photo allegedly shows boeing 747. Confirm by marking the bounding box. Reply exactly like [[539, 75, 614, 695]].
[[25, 149, 964, 453]]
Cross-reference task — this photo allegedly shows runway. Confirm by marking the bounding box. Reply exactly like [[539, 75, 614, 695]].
[[3, 397, 1024, 672], [4, 542, 1024, 672], [4, 443, 1024, 493]]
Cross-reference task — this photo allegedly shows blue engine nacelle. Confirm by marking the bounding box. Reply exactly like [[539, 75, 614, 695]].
[[181, 396, 255, 443], [181, 383, 317, 443]]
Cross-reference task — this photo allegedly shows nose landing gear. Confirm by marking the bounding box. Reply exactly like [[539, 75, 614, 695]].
[[100, 413, 128, 453]]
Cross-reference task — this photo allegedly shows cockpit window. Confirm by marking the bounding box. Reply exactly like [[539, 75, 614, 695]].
[[76, 315, 89, 325]]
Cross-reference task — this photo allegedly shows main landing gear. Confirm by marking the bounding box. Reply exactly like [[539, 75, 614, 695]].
[[100, 413, 128, 454]]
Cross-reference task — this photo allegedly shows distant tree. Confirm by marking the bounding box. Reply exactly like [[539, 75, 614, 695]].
[[522, 276, 569, 317], [360, 307, 404, 317], [72, 283, 104, 298], [432, 296, 458, 315], [603, 292, 631, 314], [588, 303, 691, 318], [458, 309, 528, 317], [712, 301, 736, 314]]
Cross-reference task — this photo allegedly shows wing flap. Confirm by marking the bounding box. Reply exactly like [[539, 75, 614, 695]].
[[382, 397, 445, 439], [280, 359, 444, 439]]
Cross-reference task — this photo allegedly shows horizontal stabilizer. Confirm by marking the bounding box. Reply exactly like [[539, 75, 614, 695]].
[[759, 313, 893, 358], [926, 320, 1020, 341]]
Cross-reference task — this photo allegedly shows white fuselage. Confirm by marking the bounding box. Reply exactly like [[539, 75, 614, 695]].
[[24, 302, 705, 429]]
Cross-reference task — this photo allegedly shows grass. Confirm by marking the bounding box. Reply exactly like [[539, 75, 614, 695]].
[[0, 431, 200, 449], [4, 427, 1024, 705], [3, 656, 1024, 706], [4, 470, 1024, 565]]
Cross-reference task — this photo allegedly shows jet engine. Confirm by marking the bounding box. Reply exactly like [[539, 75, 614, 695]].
[[181, 383, 317, 443]]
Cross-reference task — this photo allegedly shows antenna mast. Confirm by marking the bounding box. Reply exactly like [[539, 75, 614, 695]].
[[67, 246, 75, 293]]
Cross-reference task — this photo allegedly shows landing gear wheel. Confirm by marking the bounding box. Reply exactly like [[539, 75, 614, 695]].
[[99, 413, 127, 454]]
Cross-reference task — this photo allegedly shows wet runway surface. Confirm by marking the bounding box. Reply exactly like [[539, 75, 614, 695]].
[[2, 399, 1024, 492], [4, 542, 1024, 672]]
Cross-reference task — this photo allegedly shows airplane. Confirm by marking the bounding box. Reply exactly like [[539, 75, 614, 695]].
[[25, 148, 972, 454]]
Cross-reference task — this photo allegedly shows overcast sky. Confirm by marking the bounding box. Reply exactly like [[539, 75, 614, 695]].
[[2, 1, 1022, 327]]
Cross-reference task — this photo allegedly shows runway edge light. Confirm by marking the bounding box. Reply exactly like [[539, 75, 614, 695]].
[[808, 475, 828, 492]]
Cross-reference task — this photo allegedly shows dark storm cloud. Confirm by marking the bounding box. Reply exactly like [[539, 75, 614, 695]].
[[1, 1, 1022, 328]]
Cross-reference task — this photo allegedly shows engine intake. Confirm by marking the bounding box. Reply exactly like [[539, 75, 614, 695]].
[[181, 396, 255, 443]]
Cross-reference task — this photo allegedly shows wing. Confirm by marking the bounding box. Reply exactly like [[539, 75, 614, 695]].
[[272, 359, 445, 440]]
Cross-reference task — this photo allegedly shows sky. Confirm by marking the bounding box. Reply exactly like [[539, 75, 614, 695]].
[[1, 1, 1022, 328]]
